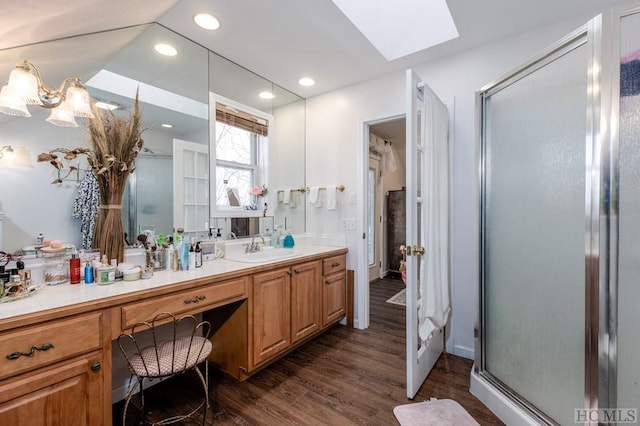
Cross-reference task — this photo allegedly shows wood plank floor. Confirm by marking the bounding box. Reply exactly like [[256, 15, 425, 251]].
[[113, 277, 503, 425]]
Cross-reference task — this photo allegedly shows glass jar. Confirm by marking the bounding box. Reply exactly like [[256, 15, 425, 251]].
[[43, 253, 68, 285]]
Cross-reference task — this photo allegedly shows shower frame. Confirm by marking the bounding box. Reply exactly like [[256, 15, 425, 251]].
[[472, 7, 630, 424]]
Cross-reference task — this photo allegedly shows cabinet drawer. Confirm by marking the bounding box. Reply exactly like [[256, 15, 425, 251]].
[[121, 277, 248, 330], [322, 254, 346, 276], [0, 312, 102, 381]]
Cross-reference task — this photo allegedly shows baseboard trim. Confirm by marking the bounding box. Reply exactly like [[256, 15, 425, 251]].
[[452, 344, 474, 360]]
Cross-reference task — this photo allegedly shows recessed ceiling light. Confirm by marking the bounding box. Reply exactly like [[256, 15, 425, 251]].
[[298, 77, 315, 87], [95, 101, 119, 111], [161, 123, 173, 128], [154, 43, 177, 57], [259, 91, 275, 100], [194, 13, 221, 30]]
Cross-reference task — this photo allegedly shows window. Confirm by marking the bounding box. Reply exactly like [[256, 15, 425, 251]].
[[211, 96, 270, 215]]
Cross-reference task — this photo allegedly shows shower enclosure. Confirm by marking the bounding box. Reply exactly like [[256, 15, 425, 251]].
[[473, 6, 640, 425]]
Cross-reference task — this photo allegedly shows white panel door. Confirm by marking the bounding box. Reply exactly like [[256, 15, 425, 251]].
[[405, 70, 447, 399], [173, 139, 209, 239]]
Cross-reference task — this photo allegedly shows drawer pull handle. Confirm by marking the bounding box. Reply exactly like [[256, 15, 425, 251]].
[[331, 262, 340, 267], [184, 295, 206, 304], [91, 362, 101, 372], [6, 343, 54, 360], [294, 269, 300, 274]]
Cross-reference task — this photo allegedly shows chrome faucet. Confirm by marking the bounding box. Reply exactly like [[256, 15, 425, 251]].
[[245, 234, 265, 253]]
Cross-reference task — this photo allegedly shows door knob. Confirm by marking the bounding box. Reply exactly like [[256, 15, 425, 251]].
[[399, 245, 412, 256]]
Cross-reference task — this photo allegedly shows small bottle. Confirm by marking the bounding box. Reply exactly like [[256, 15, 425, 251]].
[[84, 263, 94, 284], [70, 252, 81, 284], [166, 244, 174, 271], [215, 229, 225, 258], [36, 233, 44, 246], [283, 231, 295, 248], [23, 270, 31, 291], [188, 243, 196, 270], [195, 242, 203, 268], [271, 225, 281, 248], [172, 245, 179, 271], [174, 227, 184, 243]]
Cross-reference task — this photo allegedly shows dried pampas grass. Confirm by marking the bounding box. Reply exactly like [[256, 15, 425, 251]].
[[38, 89, 148, 262]]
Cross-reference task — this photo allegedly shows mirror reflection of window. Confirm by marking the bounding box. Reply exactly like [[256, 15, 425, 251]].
[[227, 187, 241, 206], [213, 99, 269, 210]]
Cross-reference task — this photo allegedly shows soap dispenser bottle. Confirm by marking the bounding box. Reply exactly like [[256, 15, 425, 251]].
[[215, 229, 225, 259], [282, 231, 295, 248]]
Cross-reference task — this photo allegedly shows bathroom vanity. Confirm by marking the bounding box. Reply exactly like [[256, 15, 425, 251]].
[[0, 244, 347, 425]]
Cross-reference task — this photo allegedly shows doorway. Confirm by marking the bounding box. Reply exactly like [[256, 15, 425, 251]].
[[367, 117, 406, 281], [366, 117, 406, 332]]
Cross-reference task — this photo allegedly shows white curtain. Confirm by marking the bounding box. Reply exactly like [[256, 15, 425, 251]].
[[418, 88, 450, 343]]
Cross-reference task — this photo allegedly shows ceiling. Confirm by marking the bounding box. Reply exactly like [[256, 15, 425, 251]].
[[0, 0, 629, 99]]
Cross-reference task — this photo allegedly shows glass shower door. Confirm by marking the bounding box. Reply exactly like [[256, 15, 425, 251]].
[[479, 33, 589, 424], [617, 9, 640, 414]]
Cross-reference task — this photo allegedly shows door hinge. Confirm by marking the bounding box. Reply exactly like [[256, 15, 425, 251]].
[[362, 232, 366, 239], [474, 327, 479, 339]]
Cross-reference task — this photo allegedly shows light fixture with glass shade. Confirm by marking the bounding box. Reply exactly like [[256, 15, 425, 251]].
[[0, 60, 94, 127], [0, 145, 14, 160]]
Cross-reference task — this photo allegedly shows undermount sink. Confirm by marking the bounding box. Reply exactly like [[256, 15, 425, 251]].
[[225, 247, 298, 263]]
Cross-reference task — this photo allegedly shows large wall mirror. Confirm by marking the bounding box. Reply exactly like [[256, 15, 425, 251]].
[[0, 23, 305, 252]]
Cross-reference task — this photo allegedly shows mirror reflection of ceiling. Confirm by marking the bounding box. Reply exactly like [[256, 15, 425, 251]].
[[0, 23, 303, 138], [0, 0, 624, 99]]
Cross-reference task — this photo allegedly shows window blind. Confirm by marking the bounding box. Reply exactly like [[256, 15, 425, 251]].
[[215, 103, 268, 137]]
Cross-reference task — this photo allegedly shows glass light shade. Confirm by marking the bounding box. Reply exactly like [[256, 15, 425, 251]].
[[65, 86, 94, 118], [0, 84, 31, 117], [7, 67, 42, 105], [0, 146, 15, 161], [46, 100, 78, 127]]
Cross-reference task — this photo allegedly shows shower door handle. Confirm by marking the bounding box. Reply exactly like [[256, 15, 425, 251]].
[[400, 245, 425, 256], [412, 246, 425, 256]]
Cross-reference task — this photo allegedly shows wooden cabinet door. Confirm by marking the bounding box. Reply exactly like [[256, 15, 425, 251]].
[[252, 268, 291, 367], [323, 271, 347, 327], [0, 351, 104, 426], [291, 261, 322, 344]]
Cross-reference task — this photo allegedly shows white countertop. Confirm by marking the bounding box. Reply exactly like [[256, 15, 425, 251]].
[[0, 242, 345, 321]]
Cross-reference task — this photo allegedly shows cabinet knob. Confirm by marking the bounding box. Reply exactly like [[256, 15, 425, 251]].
[[91, 362, 101, 372], [287, 269, 292, 276], [293, 269, 300, 274]]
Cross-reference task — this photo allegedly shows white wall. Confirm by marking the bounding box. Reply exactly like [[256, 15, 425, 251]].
[[305, 15, 592, 358]]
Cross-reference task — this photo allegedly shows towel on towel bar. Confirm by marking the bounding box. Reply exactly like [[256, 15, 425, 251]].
[[283, 189, 292, 204], [308, 186, 321, 207], [326, 185, 337, 210]]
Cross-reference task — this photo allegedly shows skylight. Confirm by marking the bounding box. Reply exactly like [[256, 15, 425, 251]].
[[331, 0, 459, 61]]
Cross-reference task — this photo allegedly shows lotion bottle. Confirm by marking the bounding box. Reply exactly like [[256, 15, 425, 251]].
[[271, 225, 281, 248], [214, 229, 225, 259]]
